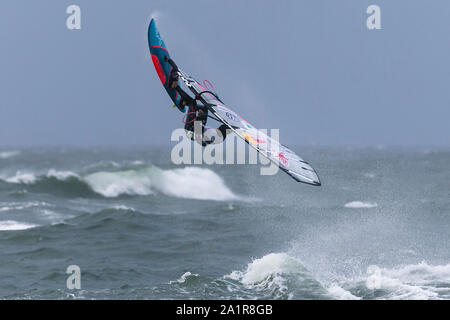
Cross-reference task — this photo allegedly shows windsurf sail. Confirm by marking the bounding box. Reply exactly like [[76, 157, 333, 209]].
[[148, 19, 321, 186]]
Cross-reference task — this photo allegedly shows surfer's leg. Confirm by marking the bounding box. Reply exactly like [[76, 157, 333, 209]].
[[202, 125, 228, 145], [185, 127, 206, 146], [218, 124, 228, 141], [202, 127, 216, 145], [184, 105, 197, 141]]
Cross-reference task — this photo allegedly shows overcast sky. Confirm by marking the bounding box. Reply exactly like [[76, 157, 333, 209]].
[[1, 0, 449, 147]]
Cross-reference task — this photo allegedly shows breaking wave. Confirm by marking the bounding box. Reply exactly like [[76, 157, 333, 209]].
[[1, 166, 238, 201], [331, 261, 450, 300], [0, 220, 39, 231], [327, 285, 360, 300], [224, 253, 450, 300], [0, 170, 92, 197], [3, 172, 37, 184], [225, 253, 327, 299], [84, 166, 237, 200], [169, 272, 200, 285]]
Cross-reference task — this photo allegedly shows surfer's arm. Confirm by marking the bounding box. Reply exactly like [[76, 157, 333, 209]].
[[167, 65, 189, 112]]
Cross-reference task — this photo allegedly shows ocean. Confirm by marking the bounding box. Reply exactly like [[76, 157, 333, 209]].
[[0, 146, 449, 299]]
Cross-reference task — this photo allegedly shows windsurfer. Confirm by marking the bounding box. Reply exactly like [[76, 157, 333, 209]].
[[168, 67, 227, 146]]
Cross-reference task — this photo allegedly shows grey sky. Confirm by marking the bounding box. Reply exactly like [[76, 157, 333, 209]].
[[1, 0, 449, 147]]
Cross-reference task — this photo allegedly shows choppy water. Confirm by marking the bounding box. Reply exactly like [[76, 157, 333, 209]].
[[0, 146, 449, 299]]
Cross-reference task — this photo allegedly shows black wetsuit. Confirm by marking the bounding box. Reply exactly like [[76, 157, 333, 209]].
[[168, 68, 227, 145]]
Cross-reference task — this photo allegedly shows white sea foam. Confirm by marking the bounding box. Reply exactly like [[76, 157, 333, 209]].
[[2, 170, 79, 185], [0, 201, 52, 212], [365, 262, 450, 299], [329, 261, 450, 300], [0, 151, 20, 159], [225, 253, 311, 299], [3, 172, 37, 184], [40, 209, 62, 220], [169, 272, 199, 284], [112, 205, 136, 212], [225, 253, 450, 300], [1, 166, 238, 201], [344, 201, 378, 209], [239, 253, 299, 285], [0, 220, 38, 231], [84, 170, 155, 198], [154, 167, 237, 201], [47, 169, 80, 180], [83, 161, 120, 171], [327, 285, 361, 300], [84, 166, 238, 201]]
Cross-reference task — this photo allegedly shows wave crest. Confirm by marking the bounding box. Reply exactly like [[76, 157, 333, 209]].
[[1, 166, 237, 201], [0, 220, 39, 231], [169, 272, 200, 285], [226, 253, 325, 299], [334, 261, 450, 300], [84, 166, 237, 200]]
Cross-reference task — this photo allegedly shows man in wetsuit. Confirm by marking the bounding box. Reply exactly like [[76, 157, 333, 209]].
[[168, 66, 227, 146]]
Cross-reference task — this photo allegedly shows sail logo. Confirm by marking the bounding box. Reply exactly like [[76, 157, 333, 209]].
[[278, 152, 289, 166], [242, 133, 266, 145], [225, 112, 239, 122], [155, 31, 164, 46]]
